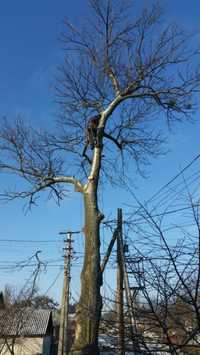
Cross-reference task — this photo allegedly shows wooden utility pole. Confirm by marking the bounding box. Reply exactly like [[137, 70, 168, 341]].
[[116, 208, 125, 355], [117, 212, 139, 354], [58, 230, 80, 355]]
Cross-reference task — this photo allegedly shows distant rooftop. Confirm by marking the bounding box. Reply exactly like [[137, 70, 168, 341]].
[[0, 308, 52, 337]]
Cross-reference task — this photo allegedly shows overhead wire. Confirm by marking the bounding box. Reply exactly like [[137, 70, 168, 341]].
[[125, 153, 200, 223], [143, 153, 200, 205]]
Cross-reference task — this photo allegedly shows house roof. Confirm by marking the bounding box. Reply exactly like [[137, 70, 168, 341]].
[[0, 308, 52, 337]]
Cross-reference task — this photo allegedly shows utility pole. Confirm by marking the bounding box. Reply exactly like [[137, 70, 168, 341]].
[[116, 208, 125, 355], [58, 230, 80, 355], [117, 211, 140, 354]]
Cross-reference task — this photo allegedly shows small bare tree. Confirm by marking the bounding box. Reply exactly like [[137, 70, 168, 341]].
[[0, 252, 46, 355], [1, 1, 200, 353], [125, 167, 200, 354]]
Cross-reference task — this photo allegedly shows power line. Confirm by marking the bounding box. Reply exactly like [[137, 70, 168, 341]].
[[127, 203, 200, 225], [145, 153, 200, 204], [125, 153, 200, 219], [0, 239, 61, 243]]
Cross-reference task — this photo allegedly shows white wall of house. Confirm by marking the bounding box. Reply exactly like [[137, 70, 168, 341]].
[[0, 337, 43, 355]]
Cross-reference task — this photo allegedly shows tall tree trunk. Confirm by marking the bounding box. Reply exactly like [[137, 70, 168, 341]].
[[71, 179, 103, 355]]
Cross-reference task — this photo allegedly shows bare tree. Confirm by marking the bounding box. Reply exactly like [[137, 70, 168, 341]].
[[0, 252, 46, 355], [1, 1, 200, 353], [124, 164, 200, 353]]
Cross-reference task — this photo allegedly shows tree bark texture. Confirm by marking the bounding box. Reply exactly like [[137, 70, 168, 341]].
[[71, 180, 102, 355]]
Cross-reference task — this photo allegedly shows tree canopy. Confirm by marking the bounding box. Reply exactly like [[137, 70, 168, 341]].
[[0, 1, 199, 204]]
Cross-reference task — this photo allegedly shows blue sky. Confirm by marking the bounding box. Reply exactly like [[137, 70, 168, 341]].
[[0, 0, 200, 303]]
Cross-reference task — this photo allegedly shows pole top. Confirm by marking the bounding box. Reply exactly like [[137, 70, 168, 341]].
[[59, 230, 81, 235]]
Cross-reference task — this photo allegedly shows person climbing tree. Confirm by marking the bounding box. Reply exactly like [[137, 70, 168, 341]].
[[82, 114, 101, 157]]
